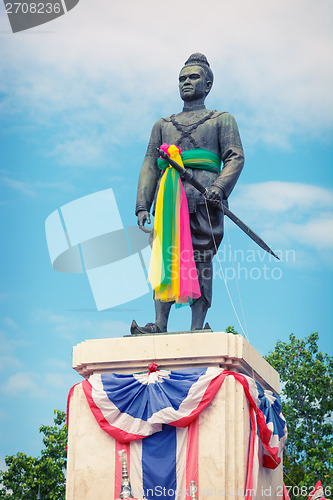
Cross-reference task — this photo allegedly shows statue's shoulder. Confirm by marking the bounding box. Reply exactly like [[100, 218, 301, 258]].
[[151, 117, 165, 127], [210, 110, 233, 120], [148, 118, 166, 136], [160, 114, 173, 123], [212, 110, 240, 129]]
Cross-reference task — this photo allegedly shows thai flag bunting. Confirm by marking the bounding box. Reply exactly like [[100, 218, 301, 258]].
[[113, 420, 199, 499], [307, 481, 328, 500], [69, 366, 287, 499]]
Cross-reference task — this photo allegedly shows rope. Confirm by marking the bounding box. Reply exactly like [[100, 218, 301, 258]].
[[203, 196, 300, 490], [204, 198, 301, 489], [260, 446, 299, 490], [203, 197, 249, 342], [223, 207, 250, 340]]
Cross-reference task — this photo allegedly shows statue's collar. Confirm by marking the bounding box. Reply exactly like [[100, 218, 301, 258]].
[[182, 103, 206, 112]]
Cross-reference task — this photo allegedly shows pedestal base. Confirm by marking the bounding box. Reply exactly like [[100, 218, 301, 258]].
[[66, 332, 283, 499]]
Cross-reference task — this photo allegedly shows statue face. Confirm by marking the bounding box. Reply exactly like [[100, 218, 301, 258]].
[[178, 65, 211, 102]]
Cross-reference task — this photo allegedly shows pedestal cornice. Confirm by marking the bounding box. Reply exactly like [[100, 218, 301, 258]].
[[72, 331, 279, 393]]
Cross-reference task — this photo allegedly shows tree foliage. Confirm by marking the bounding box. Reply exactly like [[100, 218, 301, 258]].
[[0, 409, 67, 500], [265, 332, 333, 495], [225, 325, 239, 335]]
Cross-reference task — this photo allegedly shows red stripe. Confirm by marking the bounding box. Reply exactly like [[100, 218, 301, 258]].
[[186, 417, 199, 495], [283, 482, 291, 500], [66, 383, 81, 452], [307, 481, 323, 500], [171, 371, 228, 427], [82, 379, 144, 443], [66, 383, 81, 431], [226, 372, 281, 468], [245, 407, 256, 499], [263, 451, 280, 469]]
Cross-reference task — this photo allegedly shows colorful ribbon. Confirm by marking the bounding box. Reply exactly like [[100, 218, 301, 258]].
[[157, 148, 221, 174], [148, 144, 200, 304]]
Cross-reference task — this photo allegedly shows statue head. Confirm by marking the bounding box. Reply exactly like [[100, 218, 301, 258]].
[[179, 53, 213, 103]]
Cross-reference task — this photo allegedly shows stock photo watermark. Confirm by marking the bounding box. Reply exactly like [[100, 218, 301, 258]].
[[3, 0, 80, 32], [45, 190, 296, 311], [213, 246, 296, 282], [131, 484, 332, 498]]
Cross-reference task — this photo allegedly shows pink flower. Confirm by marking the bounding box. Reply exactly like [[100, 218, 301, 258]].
[[160, 143, 181, 157]]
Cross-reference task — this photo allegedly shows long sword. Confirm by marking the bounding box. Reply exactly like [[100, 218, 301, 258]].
[[157, 148, 279, 260]]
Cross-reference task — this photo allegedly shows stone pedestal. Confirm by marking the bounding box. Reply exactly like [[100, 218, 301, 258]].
[[66, 331, 283, 499]]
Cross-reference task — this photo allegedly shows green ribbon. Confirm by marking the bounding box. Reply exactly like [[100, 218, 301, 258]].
[[157, 148, 221, 174]]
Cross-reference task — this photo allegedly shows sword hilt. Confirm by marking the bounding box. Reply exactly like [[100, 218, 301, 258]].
[[156, 148, 207, 196]]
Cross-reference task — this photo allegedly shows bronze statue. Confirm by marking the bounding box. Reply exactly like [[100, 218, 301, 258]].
[[131, 53, 244, 334]]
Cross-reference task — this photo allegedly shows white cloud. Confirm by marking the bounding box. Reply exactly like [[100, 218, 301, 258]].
[[234, 182, 333, 215], [2, 317, 18, 329], [0, 369, 78, 398], [0, 176, 76, 197], [31, 309, 129, 341], [44, 358, 72, 371], [50, 137, 106, 167], [0, 176, 35, 197], [1, 371, 45, 398], [230, 181, 333, 267], [280, 217, 333, 250], [0, 0, 332, 165], [0, 329, 28, 354], [0, 330, 28, 372], [44, 371, 79, 390], [0, 355, 22, 372]]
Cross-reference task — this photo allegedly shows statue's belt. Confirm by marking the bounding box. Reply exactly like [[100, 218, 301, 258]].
[[157, 148, 221, 174]]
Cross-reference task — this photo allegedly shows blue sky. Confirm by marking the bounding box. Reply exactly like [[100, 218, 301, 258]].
[[0, 0, 332, 467]]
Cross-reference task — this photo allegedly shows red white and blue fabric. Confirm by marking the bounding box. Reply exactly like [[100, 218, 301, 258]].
[[284, 480, 329, 500], [307, 481, 328, 500], [113, 419, 199, 499], [73, 367, 287, 500]]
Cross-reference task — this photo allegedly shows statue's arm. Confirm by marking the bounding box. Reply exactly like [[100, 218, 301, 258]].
[[212, 112, 245, 200], [135, 120, 163, 218]]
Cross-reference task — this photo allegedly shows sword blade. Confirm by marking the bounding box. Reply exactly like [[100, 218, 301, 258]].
[[222, 205, 280, 260], [156, 148, 280, 260]]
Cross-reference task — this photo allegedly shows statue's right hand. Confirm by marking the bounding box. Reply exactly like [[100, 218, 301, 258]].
[[137, 210, 151, 232]]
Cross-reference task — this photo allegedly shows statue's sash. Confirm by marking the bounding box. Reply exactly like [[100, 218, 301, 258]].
[[158, 148, 222, 174], [149, 144, 201, 304]]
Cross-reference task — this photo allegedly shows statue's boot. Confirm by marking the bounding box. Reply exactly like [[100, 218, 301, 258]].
[[130, 299, 173, 335], [130, 320, 161, 335]]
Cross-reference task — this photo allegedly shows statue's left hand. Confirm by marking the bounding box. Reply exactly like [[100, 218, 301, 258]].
[[204, 186, 223, 205], [137, 210, 151, 232]]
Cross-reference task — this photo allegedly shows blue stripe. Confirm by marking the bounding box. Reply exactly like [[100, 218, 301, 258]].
[[101, 368, 207, 421], [255, 382, 285, 439], [142, 425, 177, 500]]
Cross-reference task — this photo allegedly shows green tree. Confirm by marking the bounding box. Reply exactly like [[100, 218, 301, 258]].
[[0, 409, 67, 500], [265, 332, 333, 496], [225, 325, 239, 335]]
